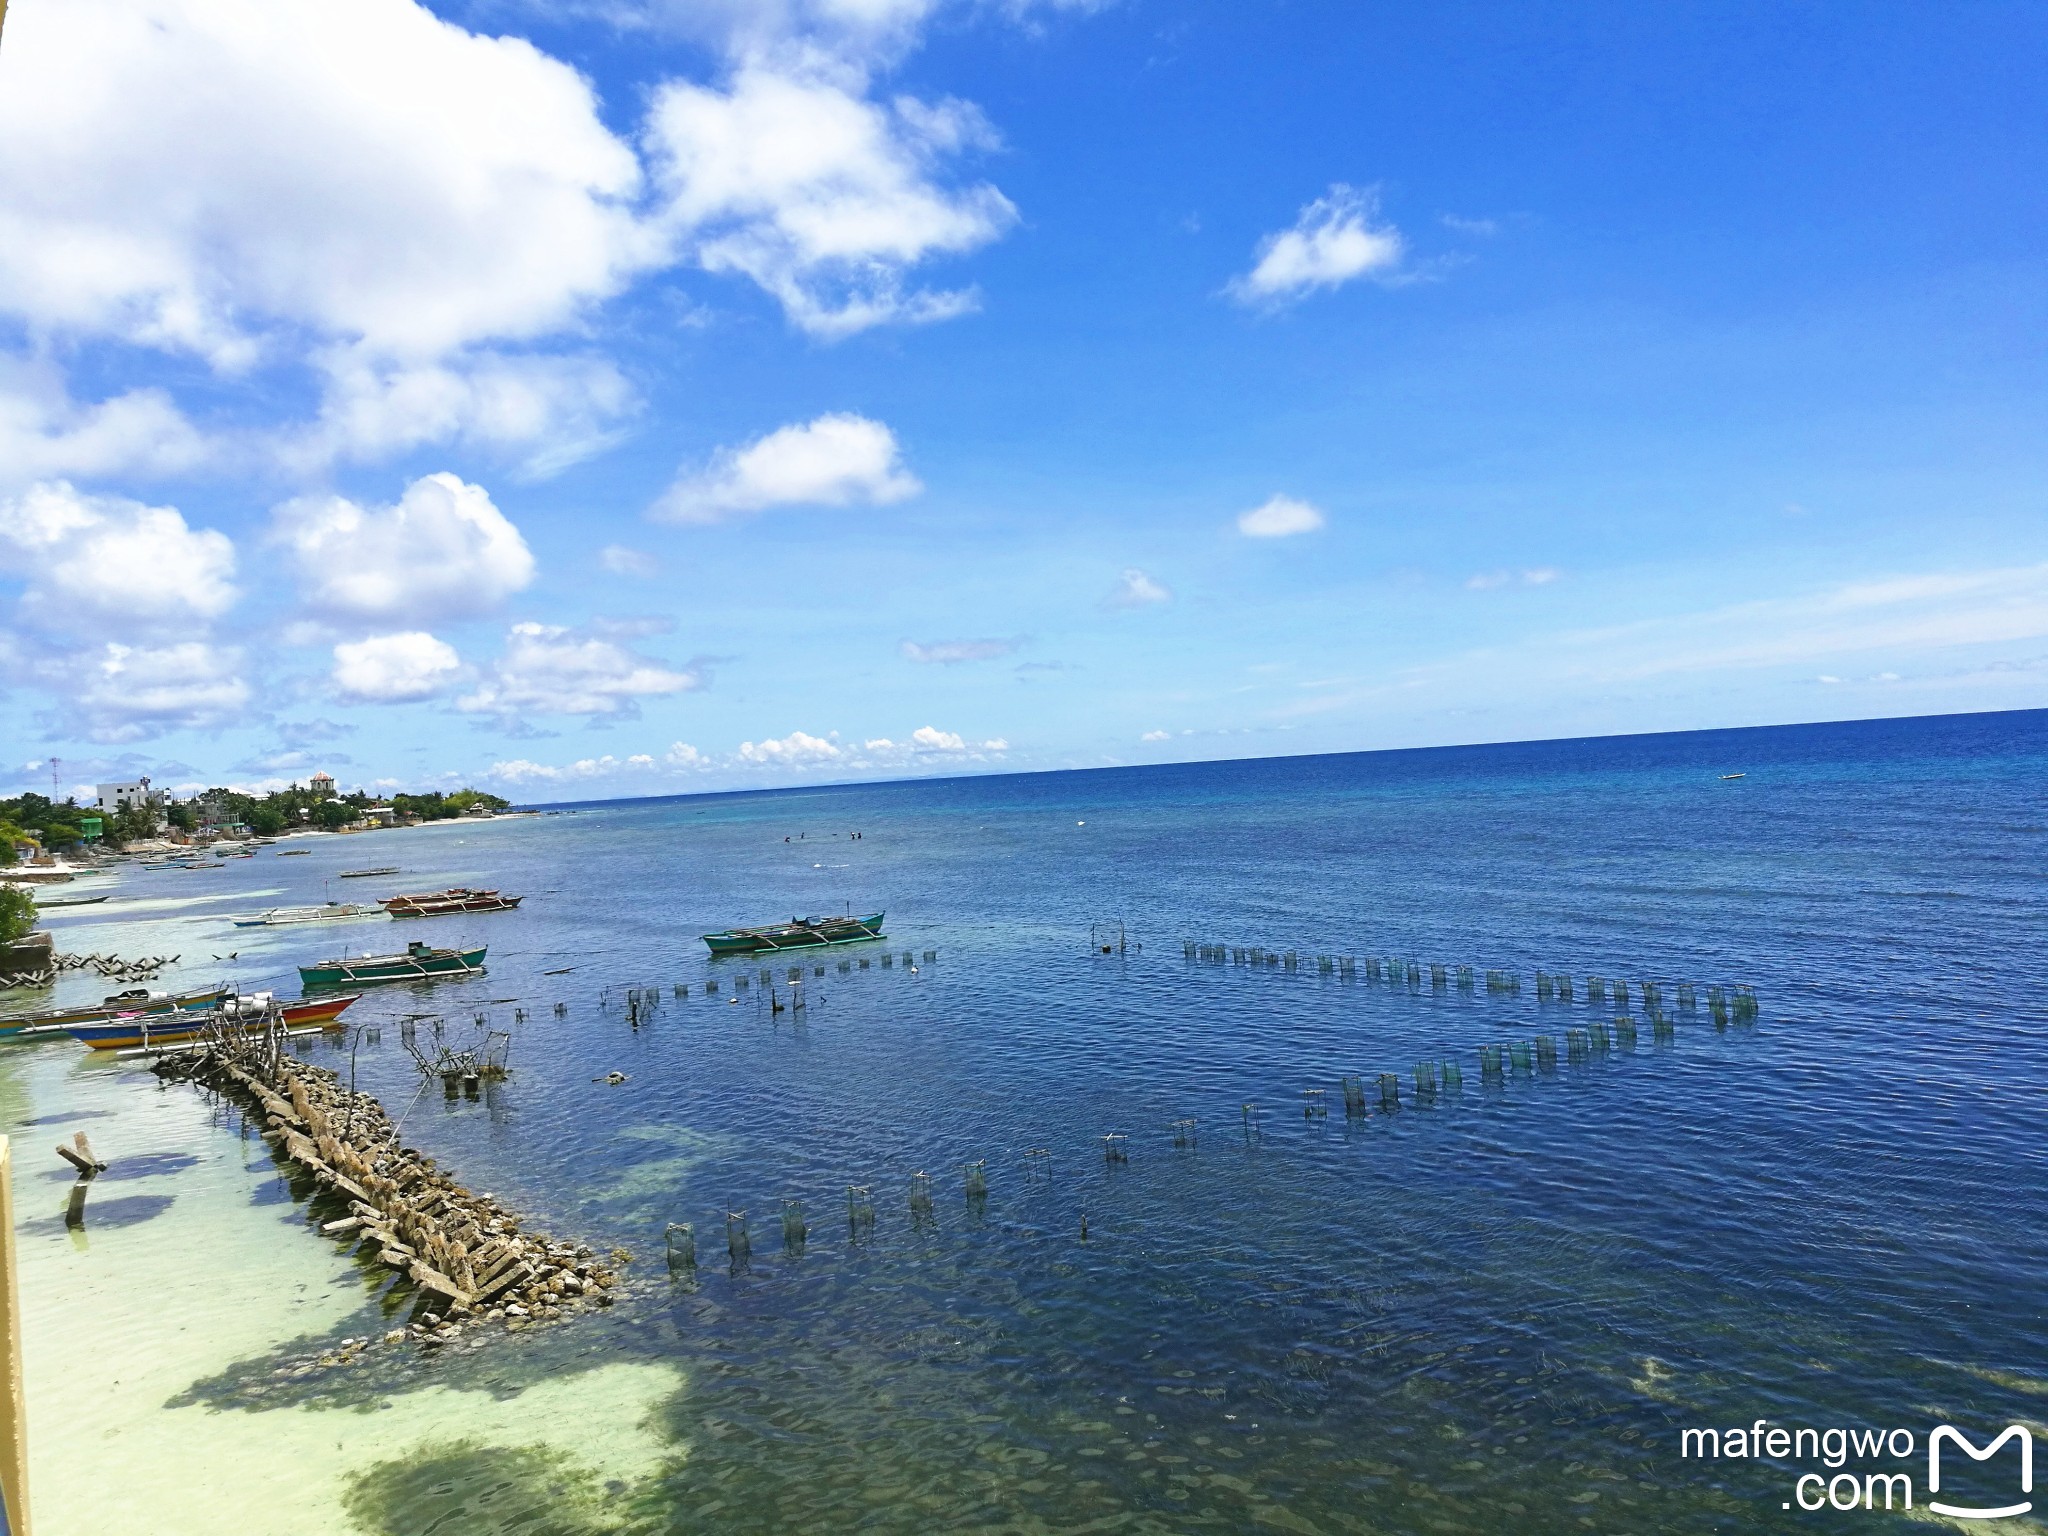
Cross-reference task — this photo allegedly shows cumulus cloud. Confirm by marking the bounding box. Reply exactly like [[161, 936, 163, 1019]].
[[861, 727, 1005, 755], [1466, 567, 1562, 591], [487, 723, 1012, 787], [1140, 729, 1170, 742], [900, 636, 1018, 663], [1236, 494, 1325, 538], [331, 631, 463, 703], [0, 0, 1054, 476], [486, 753, 659, 785], [1106, 568, 1171, 608], [0, 481, 236, 634], [289, 349, 636, 475], [55, 640, 251, 743], [738, 729, 844, 765], [0, 0, 665, 472], [0, 0, 657, 367], [0, 366, 211, 487], [458, 621, 700, 718], [273, 473, 536, 623], [644, 65, 1016, 337], [653, 412, 920, 523], [1230, 185, 1403, 305]]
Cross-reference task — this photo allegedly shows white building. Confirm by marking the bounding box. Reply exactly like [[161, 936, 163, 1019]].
[[95, 779, 166, 812]]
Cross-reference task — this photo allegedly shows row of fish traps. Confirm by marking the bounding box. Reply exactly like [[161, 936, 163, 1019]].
[[1181, 941, 1760, 1019]]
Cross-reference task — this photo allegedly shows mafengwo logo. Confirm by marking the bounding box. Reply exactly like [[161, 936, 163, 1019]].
[[1929, 1424, 2033, 1521], [1678, 1419, 2034, 1516]]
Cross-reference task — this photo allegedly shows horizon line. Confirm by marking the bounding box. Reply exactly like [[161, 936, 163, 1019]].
[[505, 703, 2048, 813]]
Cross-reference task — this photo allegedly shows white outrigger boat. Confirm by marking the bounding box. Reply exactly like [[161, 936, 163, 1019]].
[[232, 901, 386, 928]]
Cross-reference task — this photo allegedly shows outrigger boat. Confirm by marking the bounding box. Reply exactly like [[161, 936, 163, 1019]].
[[68, 991, 360, 1050], [700, 911, 885, 956], [299, 940, 486, 989], [1, 984, 233, 1040], [233, 901, 385, 927], [380, 887, 523, 917]]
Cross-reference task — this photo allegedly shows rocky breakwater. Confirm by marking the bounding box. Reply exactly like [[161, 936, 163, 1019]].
[[153, 1039, 621, 1353]]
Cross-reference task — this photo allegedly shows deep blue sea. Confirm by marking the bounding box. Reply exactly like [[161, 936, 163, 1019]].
[[11, 709, 2048, 1533]]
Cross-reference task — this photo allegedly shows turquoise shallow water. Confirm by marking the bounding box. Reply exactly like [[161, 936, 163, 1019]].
[[6, 709, 2048, 1533]]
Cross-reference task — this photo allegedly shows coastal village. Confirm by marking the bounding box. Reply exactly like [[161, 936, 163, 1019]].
[[0, 774, 514, 985]]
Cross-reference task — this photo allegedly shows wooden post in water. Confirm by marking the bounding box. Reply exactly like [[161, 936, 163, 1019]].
[[0, 1136, 29, 1536]]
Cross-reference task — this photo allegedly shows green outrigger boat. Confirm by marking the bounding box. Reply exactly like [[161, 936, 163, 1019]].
[[701, 912, 885, 956], [299, 940, 486, 989]]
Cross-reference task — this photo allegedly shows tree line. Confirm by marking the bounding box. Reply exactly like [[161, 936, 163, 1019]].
[[0, 785, 510, 857]]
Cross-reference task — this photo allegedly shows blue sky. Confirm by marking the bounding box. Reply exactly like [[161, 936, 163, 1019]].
[[1, 0, 2044, 802]]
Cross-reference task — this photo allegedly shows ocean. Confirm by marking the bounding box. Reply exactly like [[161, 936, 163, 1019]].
[[5, 708, 2045, 1533]]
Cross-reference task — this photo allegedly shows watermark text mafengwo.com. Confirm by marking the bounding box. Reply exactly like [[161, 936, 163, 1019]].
[[1679, 1420, 2035, 1516]]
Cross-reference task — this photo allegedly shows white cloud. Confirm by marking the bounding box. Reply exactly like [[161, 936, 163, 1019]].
[[1275, 561, 2048, 726], [1467, 567, 1563, 591], [738, 729, 843, 764], [273, 473, 536, 623], [1572, 567, 2048, 681], [458, 621, 699, 717], [901, 636, 1018, 663], [59, 640, 251, 743], [0, 0, 1052, 478], [289, 349, 635, 475], [1106, 568, 1171, 608], [1230, 185, 1403, 305], [0, 481, 236, 634], [609, 0, 944, 61], [600, 544, 661, 576], [594, 0, 1100, 67], [653, 412, 920, 523], [0, 0, 658, 367], [331, 631, 463, 703], [0, 366, 210, 487], [644, 65, 1015, 337], [486, 753, 655, 785], [664, 741, 709, 768], [864, 727, 1003, 755], [1236, 494, 1325, 538], [1140, 729, 1170, 742]]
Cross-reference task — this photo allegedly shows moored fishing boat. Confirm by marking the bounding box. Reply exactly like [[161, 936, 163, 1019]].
[[299, 940, 487, 989], [700, 911, 885, 955], [339, 866, 400, 878], [232, 901, 385, 927], [1, 983, 233, 1039], [68, 991, 360, 1050], [380, 887, 523, 916]]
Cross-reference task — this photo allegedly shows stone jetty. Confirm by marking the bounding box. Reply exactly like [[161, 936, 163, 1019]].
[[153, 1037, 618, 1350]]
